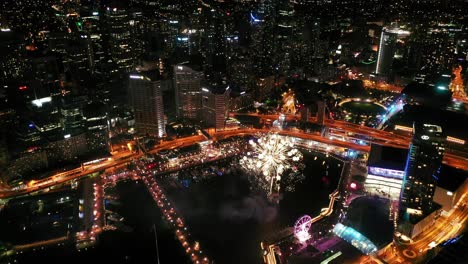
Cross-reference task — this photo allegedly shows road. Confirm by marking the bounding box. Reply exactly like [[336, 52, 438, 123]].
[[232, 113, 468, 168], [0, 135, 205, 199], [359, 185, 468, 264], [2, 117, 467, 200], [399, 193, 468, 260]]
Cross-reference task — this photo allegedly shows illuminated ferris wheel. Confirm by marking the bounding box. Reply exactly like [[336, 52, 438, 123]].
[[294, 215, 312, 243]]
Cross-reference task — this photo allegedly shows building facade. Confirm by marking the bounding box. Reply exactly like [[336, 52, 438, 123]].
[[397, 122, 446, 240], [376, 26, 410, 75], [201, 88, 229, 131], [365, 144, 408, 200], [128, 73, 165, 137], [174, 65, 204, 120]]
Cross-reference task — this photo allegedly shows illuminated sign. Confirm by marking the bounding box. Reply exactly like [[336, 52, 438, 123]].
[[406, 208, 423, 215], [31, 97, 52, 107], [447, 136, 465, 145], [423, 124, 442, 132], [82, 157, 108, 166], [250, 12, 263, 23], [421, 135, 430, 140], [368, 167, 405, 179], [129, 75, 144, 80]]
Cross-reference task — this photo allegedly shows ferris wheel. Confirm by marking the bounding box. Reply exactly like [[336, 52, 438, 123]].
[[294, 215, 312, 243]]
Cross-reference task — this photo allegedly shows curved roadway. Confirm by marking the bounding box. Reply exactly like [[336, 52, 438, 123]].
[[2, 116, 467, 199]]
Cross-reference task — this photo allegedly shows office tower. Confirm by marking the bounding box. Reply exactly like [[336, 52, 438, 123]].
[[128, 72, 165, 137], [276, 2, 295, 75], [375, 26, 410, 75], [174, 65, 204, 120], [201, 86, 229, 131], [30, 56, 62, 93], [104, 7, 135, 73], [60, 95, 87, 135], [83, 101, 109, 155], [250, 1, 277, 77], [159, 17, 181, 57], [200, 7, 227, 75], [401, 123, 446, 217], [81, 10, 106, 70], [62, 34, 95, 81]]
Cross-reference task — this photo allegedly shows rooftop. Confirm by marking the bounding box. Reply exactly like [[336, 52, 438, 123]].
[[367, 144, 408, 171], [436, 165, 468, 192]]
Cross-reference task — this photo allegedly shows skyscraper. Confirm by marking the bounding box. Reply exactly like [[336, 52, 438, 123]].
[[128, 72, 165, 137], [104, 7, 135, 73], [201, 86, 229, 131], [400, 122, 445, 218], [375, 26, 410, 75], [174, 65, 204, 120]]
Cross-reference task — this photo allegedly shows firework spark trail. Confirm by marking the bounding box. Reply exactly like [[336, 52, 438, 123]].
[[240, 133, 303, 194]]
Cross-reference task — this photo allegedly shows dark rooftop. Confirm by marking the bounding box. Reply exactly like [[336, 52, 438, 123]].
[[367, 144, 408, 171], [393, 104, 468, 141], [436, 165, 468, 192]]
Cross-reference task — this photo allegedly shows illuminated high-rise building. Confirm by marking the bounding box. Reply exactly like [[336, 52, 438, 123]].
[[200, 7, 227, 75], [174, 65, 204, 120], [83, 101, 109, 155], [201, 85, 229, 131], [128, 72, 165, 137], [399, 122, 446, 237], [104, 7, 135, 73], [60, 95, 86, 135], [250, 1, 276, 76], [375, 26, 410, 75], [81, 10, 105, 69], [275, 2, 296, 75]]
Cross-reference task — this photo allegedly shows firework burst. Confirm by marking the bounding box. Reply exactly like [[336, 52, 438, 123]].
[[240, 133, 304, 194]]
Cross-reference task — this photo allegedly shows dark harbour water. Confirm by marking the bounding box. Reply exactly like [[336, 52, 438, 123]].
[[4, 150, 342, 264], [6, 181, 188, 264], [163, 150, 342, 264]]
